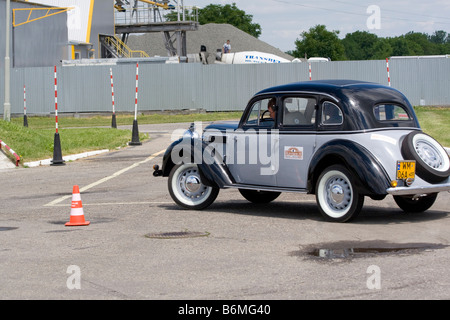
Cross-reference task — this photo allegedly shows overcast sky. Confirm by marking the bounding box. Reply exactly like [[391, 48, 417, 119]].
[[184, 0, 450, 52]]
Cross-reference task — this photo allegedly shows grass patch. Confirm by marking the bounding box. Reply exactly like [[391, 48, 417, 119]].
[[414, 106, 450, 147], [1, 112, 241, 164], [9, 112, 242, 129], [0, 121, 140, 162]]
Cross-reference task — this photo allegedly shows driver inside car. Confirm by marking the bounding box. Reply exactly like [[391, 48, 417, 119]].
[[267, 98, 277, 120]]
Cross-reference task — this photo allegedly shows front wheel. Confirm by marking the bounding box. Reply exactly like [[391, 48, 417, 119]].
[[168, 163, 219, 210], [394, 193, 437, 213], [315, 165, 364, 222]]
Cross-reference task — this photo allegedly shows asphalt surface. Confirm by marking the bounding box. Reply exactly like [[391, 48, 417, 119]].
[[0, 122, 450, 301]]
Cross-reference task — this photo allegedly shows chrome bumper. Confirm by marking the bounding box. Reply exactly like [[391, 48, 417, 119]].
[[387, 181, 450, 196]]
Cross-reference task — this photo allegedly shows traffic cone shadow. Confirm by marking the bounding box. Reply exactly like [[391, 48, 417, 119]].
[[65, 185, 90, 226]]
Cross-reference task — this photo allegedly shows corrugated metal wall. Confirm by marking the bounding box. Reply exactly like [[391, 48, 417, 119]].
[[1, 58, 449, 115]]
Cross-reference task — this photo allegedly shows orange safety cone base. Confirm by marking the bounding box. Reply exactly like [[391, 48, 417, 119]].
[[65, 185, 90, 226], [65, 219, 90, 226]]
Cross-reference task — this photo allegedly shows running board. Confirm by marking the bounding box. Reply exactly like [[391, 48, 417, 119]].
[[227, 184, 309, 194]]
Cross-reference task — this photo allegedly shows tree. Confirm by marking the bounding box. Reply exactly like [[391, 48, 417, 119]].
[[429, 30, 448, 44], [293, 25, 346, 60], [404, 32, 441, 55], [342, 31, 379, 60], [166, 3, 261, 38]]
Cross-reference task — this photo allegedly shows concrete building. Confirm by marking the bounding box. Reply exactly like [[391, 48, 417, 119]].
[[0, 0, 114, 67]]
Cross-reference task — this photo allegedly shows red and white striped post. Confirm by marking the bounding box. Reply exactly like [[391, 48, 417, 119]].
[[386, 58, 391, 87], [110, 68, 117, 128], [309, 63, 312, 81], [54, 66, 58, 133], [51, 65, 65, 165], [134, 62, 139, 120], [0, 139, 20, 166], [23, 85, 28, 127], [130, 62, 141, 145]]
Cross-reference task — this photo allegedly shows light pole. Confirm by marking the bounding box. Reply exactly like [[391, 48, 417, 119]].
[[3, 0, 11, 122]]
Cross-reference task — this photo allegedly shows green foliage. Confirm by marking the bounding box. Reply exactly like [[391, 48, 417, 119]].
[[293, 25, 346, 60], [165, 2, 261, 38], [342, 31, 381, 60], [292, 25, 450, 60], [199, 3, 261, 38]]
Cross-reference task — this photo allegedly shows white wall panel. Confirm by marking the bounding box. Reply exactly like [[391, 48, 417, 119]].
[[27, 0, 93, 43]]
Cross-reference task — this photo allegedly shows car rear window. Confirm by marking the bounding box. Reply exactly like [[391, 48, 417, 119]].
[[374, 104, 411, 121]]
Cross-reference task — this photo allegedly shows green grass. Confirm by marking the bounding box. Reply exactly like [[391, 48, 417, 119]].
[[413, 106, 450, 147], [0, 120, 138, 162], [0, 109, 448, 165], [0, 112, 241, 164], [8, 112, 242, 129]]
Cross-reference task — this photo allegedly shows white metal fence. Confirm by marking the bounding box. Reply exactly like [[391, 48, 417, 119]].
[[1, 58, 449, 116]]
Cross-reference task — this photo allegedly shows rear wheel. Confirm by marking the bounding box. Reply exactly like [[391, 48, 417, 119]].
[[394, 193, 437, 213], [239, 189, 281, 203], [168, 163, 219, 210], [315, 165, 364, 222]]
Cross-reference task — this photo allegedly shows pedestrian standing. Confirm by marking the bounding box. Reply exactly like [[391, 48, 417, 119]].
[[222, 40, 231, 53]]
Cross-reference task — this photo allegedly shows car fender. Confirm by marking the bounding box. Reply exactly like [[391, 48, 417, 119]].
[[308, 140, 391, 195], [160, 137, 234, 188], [160, 138, 183, 176]]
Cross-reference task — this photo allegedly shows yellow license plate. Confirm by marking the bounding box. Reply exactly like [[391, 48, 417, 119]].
[[396, 160, 416, 180]]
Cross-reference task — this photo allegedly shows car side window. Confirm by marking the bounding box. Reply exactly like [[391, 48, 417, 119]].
[[246, 101, 260, 126], [244, 98, 275, 128], [321, 101, 343, 125], [282, 97, 316, 126], [374, 104, 411, 121]]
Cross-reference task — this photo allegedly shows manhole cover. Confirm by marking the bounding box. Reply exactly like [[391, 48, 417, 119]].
[[0, 227, 18, 232], [145, 231, 210, 239]]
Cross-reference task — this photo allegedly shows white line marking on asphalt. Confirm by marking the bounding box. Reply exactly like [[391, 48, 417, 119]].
[[47, 201, 174, 207], [44, 149, 166, 207], [46, 199, 317, 207]]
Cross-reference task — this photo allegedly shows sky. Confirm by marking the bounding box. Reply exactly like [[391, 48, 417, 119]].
[[183, 0, 450, 52]]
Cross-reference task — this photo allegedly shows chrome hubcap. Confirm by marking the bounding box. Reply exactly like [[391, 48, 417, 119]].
[[176, 166, 209, 200], [326, 177, 351, 211], [415, 139, 443, 169], [185, 175, 201, 193]]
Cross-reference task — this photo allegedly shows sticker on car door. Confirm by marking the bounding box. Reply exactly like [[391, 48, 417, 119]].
[[284, 146, 303, 160]]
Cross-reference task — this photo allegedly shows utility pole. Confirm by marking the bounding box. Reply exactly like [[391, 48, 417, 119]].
[[3, 0, 11, 122]]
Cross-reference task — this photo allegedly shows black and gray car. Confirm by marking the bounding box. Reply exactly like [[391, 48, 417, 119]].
[[153, 80, 450, 222]]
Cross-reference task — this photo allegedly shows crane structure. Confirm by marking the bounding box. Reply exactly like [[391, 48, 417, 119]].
[[111, 0, 199, 57]]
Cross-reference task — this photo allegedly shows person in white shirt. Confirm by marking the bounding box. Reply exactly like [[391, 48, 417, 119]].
[[222, 40, 231, 53]]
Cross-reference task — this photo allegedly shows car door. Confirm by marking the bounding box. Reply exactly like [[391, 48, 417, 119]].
[[275, 95, 318, 189], [225, 96, 278, 186]]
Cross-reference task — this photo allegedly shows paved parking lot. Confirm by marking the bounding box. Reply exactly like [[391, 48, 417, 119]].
[[0, 122, 449, 301]]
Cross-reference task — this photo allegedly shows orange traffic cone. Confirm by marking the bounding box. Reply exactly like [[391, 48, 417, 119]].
[[65, 185, 90, 226]]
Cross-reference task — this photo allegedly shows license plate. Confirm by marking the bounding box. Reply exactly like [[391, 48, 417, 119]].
[[396, 160, 416, 180]]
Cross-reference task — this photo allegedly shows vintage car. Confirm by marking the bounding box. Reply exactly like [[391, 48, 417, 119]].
[[153, 80, 450, 222]]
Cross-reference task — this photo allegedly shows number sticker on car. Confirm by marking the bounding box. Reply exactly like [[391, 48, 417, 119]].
[[396, 160, 416, 180]]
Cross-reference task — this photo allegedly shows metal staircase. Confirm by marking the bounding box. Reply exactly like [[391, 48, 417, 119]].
[[113, 0, 199, 58], [100, 35, 149, 58]]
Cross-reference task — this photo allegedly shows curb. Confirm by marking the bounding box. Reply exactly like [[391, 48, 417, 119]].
[[0, 139, 20, 166], [24, 149, 109, 167]]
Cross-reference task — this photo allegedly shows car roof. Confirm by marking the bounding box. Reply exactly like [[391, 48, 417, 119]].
[[253, 80, 420, 130], [255, 80, 386, 95]]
